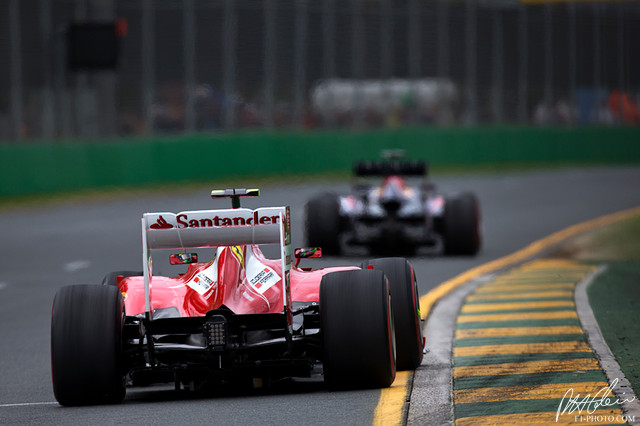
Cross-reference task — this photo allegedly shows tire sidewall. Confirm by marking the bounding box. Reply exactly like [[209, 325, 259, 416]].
[[361, 258, 423, 370]]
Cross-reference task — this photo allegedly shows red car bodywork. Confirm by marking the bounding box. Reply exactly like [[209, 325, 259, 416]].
[[119, 244, 358, 318]]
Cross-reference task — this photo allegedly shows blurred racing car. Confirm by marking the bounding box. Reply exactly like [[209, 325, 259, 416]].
[[305, 155, 481, 256], [50, 189, 424, 406]]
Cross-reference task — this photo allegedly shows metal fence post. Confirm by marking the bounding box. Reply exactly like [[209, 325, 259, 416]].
[[518, 3, 528, 123], [351, 0, 364, 128], [380, 0, 392, 79], [464, 0, 477, 124], [492, 7, 504, 123], [593, 2, 601, 98], [408, 0, 420, 124], [40, 0, 55, 140], [294, 0, 308, 128], [617, 2, 625, 124], [223, 0, 237, 130], [322, 0, 336, 127], [568, 1, 576, 123], [408, 0, 420, 79], [437, 0, 449, 80], [54, 22, 72, 138], [544, 3, 553, 107], [263, 0, 276, 129], [142, 0, 155, 134], [184, 0, 196, 133], [9, 0, 24, 140]]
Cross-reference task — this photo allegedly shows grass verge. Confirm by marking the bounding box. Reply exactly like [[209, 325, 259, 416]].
[[561, 214, 640, 396], [588, 261, 640, 396]]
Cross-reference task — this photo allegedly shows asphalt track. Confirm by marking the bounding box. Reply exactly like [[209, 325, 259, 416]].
[[1, 166, 640, 425]]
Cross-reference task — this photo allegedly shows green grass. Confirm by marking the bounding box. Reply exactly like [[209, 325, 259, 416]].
[[590, 215, 640, 259], [588, 261, 640, 397], [553, 215, 640, 261], [577, 214, 640, 397]]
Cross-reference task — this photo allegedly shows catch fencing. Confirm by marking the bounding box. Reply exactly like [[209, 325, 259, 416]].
[[1, 0, 639, 141]]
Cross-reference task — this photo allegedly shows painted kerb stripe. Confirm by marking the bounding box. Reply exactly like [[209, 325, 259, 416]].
[[456, 325, 584, 339], [453, 358, 601, 378], [452, 259, 621, 424]]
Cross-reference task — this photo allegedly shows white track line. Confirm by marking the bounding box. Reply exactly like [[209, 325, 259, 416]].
[[63, 260, 91, 272], [0, 402, 58, 407]]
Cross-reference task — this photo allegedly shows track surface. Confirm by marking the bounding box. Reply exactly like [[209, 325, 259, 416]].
[[1, 167, 639, 425]]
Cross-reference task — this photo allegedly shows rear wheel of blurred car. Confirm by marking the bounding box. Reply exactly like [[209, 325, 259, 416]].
[[51, 284, 126, 406], [305, 192, 342, 255], [361, 258, 424, 370], [442, 192, 481, 255], [101, 270, 142, 286], [320, 269, 396, 388]]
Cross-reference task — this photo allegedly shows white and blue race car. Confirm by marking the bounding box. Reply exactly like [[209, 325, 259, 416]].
[[305, 156, 481, 256]]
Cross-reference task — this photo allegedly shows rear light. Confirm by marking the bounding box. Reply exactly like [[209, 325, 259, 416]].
[[204, 315, 227, 351]]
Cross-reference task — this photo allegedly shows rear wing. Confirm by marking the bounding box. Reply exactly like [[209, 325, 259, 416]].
[[141, 206, 292, 321], [143, 207, 286, 249], [353, 160, 427, 177]]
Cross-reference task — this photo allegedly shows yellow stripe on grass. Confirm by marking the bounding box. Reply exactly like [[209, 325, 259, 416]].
[[461, 300, 575, 313], [489, 274, 589, 284], [454, 341, 591, 357], [517, 259, 596, 270], [456, 325, 584, 339], [457, 311, 577, 323], [474, 283, 575, 293], [454, 381, 610, 404], [455, 408, 625, 425], [487, 277, 581, 284], [453, 358, 600, 378], [467, 291, 574, 301]]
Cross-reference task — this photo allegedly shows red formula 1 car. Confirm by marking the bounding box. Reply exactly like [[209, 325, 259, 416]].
[[50, 189, 424, 406]]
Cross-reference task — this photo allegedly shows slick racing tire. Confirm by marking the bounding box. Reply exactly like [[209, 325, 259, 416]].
[[320, 269, 396, 388], [361, 258, 424, 370], [51, 284, 126, 406], [101, 270, 142, 287], [442, 192, 481, 255], [305, 192, 342, 255]]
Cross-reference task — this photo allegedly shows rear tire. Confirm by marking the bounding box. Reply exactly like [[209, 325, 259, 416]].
[[320, 269, 396, 388], [361, 258, 424, 370], [51, 284, 126, 406], [442, 192, 481, 255], [101, 270, 141, 286], [305, 193, 342, 255]]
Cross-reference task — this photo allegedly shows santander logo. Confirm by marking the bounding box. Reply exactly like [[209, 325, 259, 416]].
[[148, 211, 280, 230], [150, 216, 173, 229]]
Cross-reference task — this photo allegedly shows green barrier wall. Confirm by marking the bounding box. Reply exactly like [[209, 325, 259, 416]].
[[1, 126, 639, 198]]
